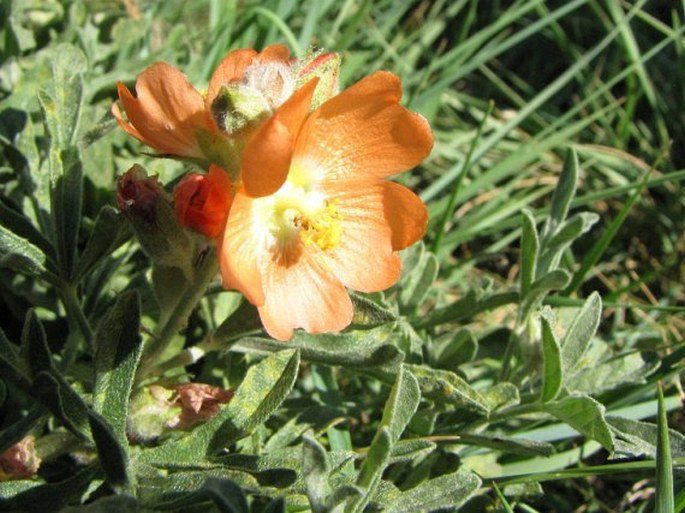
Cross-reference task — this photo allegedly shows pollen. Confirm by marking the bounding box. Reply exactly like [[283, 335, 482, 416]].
[[299, 200, 343, 251], [264, 184, 343, 253]]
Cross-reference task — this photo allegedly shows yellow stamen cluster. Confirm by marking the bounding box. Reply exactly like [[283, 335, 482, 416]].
[[263, 184, 343, 254], [298, 200, 343, 251]]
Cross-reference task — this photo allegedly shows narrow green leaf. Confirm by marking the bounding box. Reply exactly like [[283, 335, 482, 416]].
[[347, 427, 392, 513], [560, 292, 602, 374], [399, 248, 439, 311], [0, 224, 59, 284], [538, 212, 599, 275], [540, 313, 563, 402], [544, 394, 614, 451], [407, 364, 489, 415], [93, 290, 143, 445], [348, 367, 421, 513], [0, 327, 31, 390], [88, 411, 133, 494], [50, 146, 83, 279], [20, 310, 54, 377], [31, 371, 91, 441], [153, 477, 250, 513], [492, 482, 515, 513], [458, 432, 555, 457], [0, 407, 45, 454], [0, 198, 55, 260], [430, 328, 478, 369], [236, 326, 403, 371], [59, 495, 139, 513], [0, 464, 98, 512], [385, 468, 482, 513], [608, 416, 685, 459], [519, 269, 571, 321], [302, 433, 331, 513], [520, 209, 539, 297], [349, 292, 397, 327], [656, 383, 675, 513], [74, 206, 131, 281], [543, 148, 578, 239], [38, 43, 87, 152]]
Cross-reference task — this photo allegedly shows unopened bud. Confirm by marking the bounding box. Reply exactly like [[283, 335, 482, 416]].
[[296, 50, 341, 110], [117, 165, 194, 273], [174, 165, 233, 239], [0, 436, 40, 481]]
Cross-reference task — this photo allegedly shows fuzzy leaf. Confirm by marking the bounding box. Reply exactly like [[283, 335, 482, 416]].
[[520, 209, 539, 296], [88, 411, 133, 494], [142, 349, 300, 466], [406, 364, 489, 415], [302, 433, 331, 513], [655, 383, 675, 513], [384, 467, 481, 513], [237, 326, 403, 371], [540, 312, 563, 402], [560, 292, 602, 374], [348, 367, 420, 513], [50, 146, 83, 279], [75, 206, 131, 281], [0, 224, 57, 283], [544, 394, 614, 451], [543, 148, 578, 239], [93, 291, 143, 445]]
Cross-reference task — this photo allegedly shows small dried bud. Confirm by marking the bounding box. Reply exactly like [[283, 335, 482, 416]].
[[168, 383, 234, 429], [117, 164, 165, 222], [174, 165, 233, 239], [0, 436, 40, 481]]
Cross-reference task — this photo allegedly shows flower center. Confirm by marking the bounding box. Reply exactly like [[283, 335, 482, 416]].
[[259, 183, 343, 256]]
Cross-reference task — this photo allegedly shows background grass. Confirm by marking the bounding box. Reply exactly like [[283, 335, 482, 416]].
[[1, 0, 684, 511]]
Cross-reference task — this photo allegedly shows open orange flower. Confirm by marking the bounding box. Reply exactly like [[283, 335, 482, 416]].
[[112, 45, 292, 164], [219, 71, 433, 340]]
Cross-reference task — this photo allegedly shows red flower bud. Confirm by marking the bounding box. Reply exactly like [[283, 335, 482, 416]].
[[174, 164, 233, 238], [117, 165, 166, 222]]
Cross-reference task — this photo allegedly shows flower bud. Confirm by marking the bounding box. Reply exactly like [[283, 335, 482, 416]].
[[296, 51, 341, 110], [117, 165, 194, 273], [0, 436, 40, 481], [127, 386, 180, 442], [168, 383, 234, 429], [174, 165, 233, 239]]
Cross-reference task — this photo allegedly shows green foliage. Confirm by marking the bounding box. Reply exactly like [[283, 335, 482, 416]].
[[0, 0, 683, 512]]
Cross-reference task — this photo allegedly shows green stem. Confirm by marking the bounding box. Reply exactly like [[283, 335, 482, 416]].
[[137, 249, 219, 382], [58, 284, 93, 372]]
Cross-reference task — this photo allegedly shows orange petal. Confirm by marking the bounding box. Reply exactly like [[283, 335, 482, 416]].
[[292, 71, 433, 184], [258, 249, 353, 341], [240, 78, 318, 197], [321, 182, 402, 293], [115, 63, 208, 158], [382, 180, 428, 250], [218, 193, 265, 306], [257, 44, 291, 63]]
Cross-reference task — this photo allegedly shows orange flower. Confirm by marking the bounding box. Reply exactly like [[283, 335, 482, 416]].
[[219, 71, 433, 340], [174, 165, 233, 238], [112, 45, 292, 164]]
